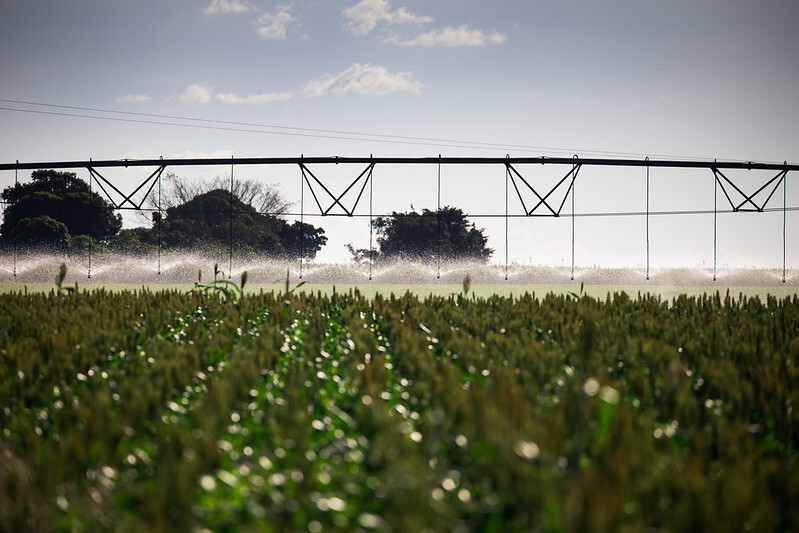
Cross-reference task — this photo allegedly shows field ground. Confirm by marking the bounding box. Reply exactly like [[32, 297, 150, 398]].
[[1, 281, 797, 301]]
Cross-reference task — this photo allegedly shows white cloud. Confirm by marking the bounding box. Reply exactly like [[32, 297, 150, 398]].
[[116, 93, 151, 104], [395, 25, 508, 47], [203, 0, 251, 15], [303, 63, 423, 97], [216, 91, 294, 104], [343, 0, 432, 36], [256, 6, 295, 39], [177, 83, 212, 104]]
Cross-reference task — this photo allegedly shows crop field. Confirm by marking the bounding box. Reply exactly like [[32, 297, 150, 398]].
[[3, 282, 799, 302], [1, 286, 798, 532]]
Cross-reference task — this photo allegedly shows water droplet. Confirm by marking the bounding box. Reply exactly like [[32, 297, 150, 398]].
[[513, 440, 540, 460], [599, 385, 620, 404], [358, 513, 386, 529], [217, 470, 238, 487], [200, 475, 216, 491], [583, 378, 599, 396], [327, 496, 346, 511], [56, 496, 68, 511]]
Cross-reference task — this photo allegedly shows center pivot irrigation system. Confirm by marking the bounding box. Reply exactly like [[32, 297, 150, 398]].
[[1, 155, 797, 282]]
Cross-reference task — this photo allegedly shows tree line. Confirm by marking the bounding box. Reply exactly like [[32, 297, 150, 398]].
[[0, 170, 493, 262]]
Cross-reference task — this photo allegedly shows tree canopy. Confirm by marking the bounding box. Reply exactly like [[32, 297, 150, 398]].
[[0, 170, 122, 250], [372, 206, 492, 262], [143, 189, 327, 258], [139, 172, 292, 223], [0, 169, 325, 258]]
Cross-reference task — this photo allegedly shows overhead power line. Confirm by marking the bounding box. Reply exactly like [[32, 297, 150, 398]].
[[0, 97, 747, 162]]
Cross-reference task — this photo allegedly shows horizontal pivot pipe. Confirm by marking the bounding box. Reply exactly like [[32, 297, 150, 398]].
[[2, 156, 798, 172]]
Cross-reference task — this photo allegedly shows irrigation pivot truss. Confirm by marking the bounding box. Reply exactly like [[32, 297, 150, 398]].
[[1, 155, 797, 282]]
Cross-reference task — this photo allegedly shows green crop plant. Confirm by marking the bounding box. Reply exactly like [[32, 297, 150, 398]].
[[275, 268, 305, 296], [190, 263, 248, 302], [54, 262, 76, 324], [1, 289, 798, 532]]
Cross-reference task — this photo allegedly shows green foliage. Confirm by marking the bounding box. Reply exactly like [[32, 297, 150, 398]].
[[373, 206, 492, 262], [0, 170, 122, 249], [279, 219, 328, 259], [189, 263, 247, 302], [345, 242, 377, 264], [12, 215, 71, 251], [160, 189, 281, 253], [141, 189, 327, 259], [569, 282, 585, 301], [106, 227, 156, 255], [277, 268, 306, 296], [1, 289, 798, 532], [54, 263, 75, 323], [143, 172, 292, 218], [55, 263, 68, 292]]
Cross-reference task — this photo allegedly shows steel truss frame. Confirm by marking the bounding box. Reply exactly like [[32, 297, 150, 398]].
[[1, 155, 796, 282], [712, 167, 789, 213], [300, 161, 375, 217]]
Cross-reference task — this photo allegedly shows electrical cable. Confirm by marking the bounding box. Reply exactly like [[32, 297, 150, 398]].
[[5, 198, 797, 219], [0, 98, 751, 162]]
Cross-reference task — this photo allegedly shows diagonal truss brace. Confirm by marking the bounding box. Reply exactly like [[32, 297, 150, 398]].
[[712, 167, 789, 212], [506, 162, 581, 216], [299, 162, 375, 216], [87, 164, 166, 210]]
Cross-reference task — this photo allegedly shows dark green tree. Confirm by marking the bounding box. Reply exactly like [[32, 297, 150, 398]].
[[107, 227, 157, 255], [372, 206, 492, 262], [345, 243, 378, 265], [0, 170, 122, 249], [279, 221, 328, 259], [12, 216, 71, 251], [156, 189, 326, 258], [159, 189, 280, 253], [138, 172, 292, 223]]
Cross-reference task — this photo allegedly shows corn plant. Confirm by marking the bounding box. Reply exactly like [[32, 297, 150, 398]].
[[190, 263, 248, 302]]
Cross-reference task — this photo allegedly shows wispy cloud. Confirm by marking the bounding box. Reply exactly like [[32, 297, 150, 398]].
[[203, 0, 252, 15], [342, 1, 506, 47], [216, 91, 295, 104], [393, 25, 508, 47], [303, 63, 423, 97], [116, 93, 152, 104], [256, 6, 296, 39], [177, 83, 212, 104], [343, 0, 431, 36]]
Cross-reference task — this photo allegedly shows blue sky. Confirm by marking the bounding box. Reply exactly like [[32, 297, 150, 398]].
[[1, 0, 798, 269]]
